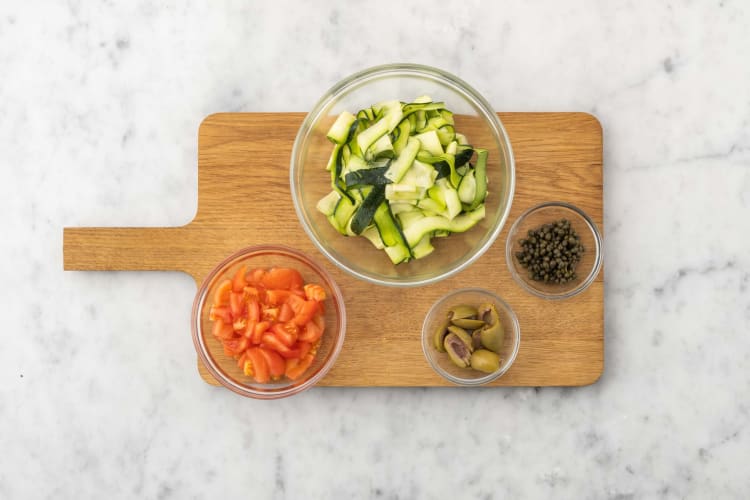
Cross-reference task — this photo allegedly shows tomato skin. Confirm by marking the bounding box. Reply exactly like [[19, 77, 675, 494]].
[[214, 280, 232, 306], [232, 265, 248, 293], [258, 348, 285, 378], [298, 319, 323, 343], [265, 289, 291, 306], [278, 302, 294, 322], [297, 341, 312, 359], [252, 321, 271, 344], [245, 348, 270, 383], [212, 319, 234, 340], [229, 292, 245, 318], [261, 268, 304, 290], [261, 334, 301, 359], [246, 268, 267, 285], [209, 305, 232, 323], [271, 322, 298, 347], [285, 353, 314, 380], [293, 300, 320, 326], [247, 299, 260, 322]]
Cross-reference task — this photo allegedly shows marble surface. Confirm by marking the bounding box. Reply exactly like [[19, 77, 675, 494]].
[[2, 1, 749, 498]]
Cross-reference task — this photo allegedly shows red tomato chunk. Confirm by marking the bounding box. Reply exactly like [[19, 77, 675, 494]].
[[209, 267, 326, 383]]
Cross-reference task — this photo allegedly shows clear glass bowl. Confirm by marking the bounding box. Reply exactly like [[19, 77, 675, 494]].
[[505, 201, 603, 300], [421, 288, 520, 386], [290, 63, 515, 287], [191, 245, 346, 399]]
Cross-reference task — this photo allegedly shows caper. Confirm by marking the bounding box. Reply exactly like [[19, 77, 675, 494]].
[[470, 349, 500, 373], [444, 333, 472, 368], [448, 304, 478, 320], [515, 217, 585, 284], [433, 318, 450, 352]]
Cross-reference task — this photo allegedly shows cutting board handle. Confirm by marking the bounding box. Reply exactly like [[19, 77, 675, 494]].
[[63, 226, 195, 275]]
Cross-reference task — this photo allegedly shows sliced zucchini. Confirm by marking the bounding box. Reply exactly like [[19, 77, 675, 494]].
[[327, 111, 357, 144]]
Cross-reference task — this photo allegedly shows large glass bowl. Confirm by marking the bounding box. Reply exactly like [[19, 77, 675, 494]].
[[191, 245, 346, 399], [290, 64, 515, 287]]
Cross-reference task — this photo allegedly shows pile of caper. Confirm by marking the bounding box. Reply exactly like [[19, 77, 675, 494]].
[[515, 218, 584, 284], [434, 303, 504, 373]]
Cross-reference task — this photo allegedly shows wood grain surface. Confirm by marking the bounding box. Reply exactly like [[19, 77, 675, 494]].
[[64, 112, 603, 387]]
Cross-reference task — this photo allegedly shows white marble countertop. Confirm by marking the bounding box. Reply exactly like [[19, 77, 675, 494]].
[[2, 1, 749, 498]]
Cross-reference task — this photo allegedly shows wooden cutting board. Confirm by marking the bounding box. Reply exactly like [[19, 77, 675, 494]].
[[64, 112, 603, 387]]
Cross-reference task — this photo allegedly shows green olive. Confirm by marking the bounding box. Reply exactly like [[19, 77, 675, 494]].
[[448, 304, 478, 320], [470, 349, 501, 373], [451, 318, 486, 329], [433, 318, 450, 352], [444, 333, 472, 368], [471, 329, 483, 350], [479, 322, 505, 354], [447, 325, 474, 353], [477, 303, 505, 354]]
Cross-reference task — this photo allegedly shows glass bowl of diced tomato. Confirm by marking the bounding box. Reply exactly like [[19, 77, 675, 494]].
[[191, 245, 346, 399]]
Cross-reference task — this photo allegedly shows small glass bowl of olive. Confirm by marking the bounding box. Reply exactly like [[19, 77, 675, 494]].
[[421, 288, 520, 386], [505, 201, 602, 300]]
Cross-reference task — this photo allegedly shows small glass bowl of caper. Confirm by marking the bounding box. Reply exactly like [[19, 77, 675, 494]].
[[505, 201, 602, 300], [421, 288, 521, 386]]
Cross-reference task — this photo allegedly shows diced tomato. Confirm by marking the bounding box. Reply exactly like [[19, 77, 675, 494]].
[[252, 320, 271, 344], [246, 268, 267, 285], [286, 293, 306, 314], [272, 322, 298, 347], [244, 348, 270, 383], [230, 291, 245, 318], [261, 334, 301, 359], [232, 265, 248, 293], [278, 302, 294, 322], [243, 286, 261, 301], [285, 353, 314, 380], [212, 319, 234, 340], [247, 298, 260, 322], [233, 317, 247, 332], [265, 289, 291, 306], [304, 284, 326, 302], [298, 319, 323, 343], [293, 300, 320, 326], [261, 267, 304, 290], [262, 307, 279, 322], [312, 313, 325, 334], [236, 351, 248, 368], [258, 348, 285, 379], [208, 266, 328, 382], [297, 341, 312, 359], [209, 305, 232, 323], [243, 319, 257, 339], [214, 280, 232, 306]]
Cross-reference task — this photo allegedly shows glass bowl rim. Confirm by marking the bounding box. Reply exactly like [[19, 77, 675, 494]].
[[505, 201, 603, 300], [421, 287, 521, 386], [191, 244, 347, 399], [290, 63, 516, 287]]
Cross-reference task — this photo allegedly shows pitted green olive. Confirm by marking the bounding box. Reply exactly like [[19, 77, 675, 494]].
[[479, 322, 505, 354], [451, 318, 486, 329], [447, 325, 474, 353], [478, 303, 500, 327], [470, 349, 501, 373], [448, 305, 478, 320], [477, 303, 505, 353], [471, 329, 483, 350], [433, 318, 450, 352], [444, 333, 472, 368]]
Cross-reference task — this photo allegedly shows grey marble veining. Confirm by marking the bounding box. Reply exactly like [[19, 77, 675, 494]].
[[1, 1, 749, 498]]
